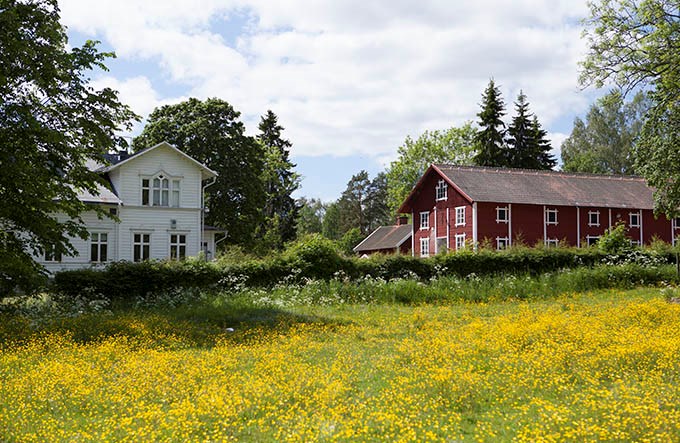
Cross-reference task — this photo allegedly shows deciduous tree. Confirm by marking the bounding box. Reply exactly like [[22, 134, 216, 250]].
[[0, 0, 136, 292]]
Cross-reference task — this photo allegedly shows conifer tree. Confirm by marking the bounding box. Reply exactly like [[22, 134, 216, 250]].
[[256, 110, 301, 247], [528, 115, 556, 170], [473, 79, 508, 167], [506, 92, 556, 170]]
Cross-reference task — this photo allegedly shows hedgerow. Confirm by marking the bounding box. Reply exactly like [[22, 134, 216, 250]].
[[51, 233, 679, 301]]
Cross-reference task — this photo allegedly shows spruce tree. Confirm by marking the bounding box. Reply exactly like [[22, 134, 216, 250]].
[[256, 110, 301, 247], [528, 115, 557, 170], [473, 79, 509, 167], [507, 91, 533, 168]]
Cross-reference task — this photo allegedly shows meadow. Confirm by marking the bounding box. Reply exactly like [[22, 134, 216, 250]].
[[2, 281, 680, 441]]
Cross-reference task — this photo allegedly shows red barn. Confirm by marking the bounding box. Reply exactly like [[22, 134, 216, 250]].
[[398, 165, 680, 257]]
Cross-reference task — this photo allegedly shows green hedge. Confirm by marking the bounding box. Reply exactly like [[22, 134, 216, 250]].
[[52, 235, 678, 301]]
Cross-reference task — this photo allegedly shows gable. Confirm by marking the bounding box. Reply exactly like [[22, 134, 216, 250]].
[[397, 165, 473, 213]]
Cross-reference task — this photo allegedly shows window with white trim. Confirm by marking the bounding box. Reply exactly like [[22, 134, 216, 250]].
[[90, 232, 108, 263], [169, 234, 186, 260], [142, 174, 181, 207], [588, 211, 600, 227], [44, 244, 62, 262], [496, 237, 509, 250], [629, 212, 640, 228], [455, 206, 466, 226], [420, 238, 430, 257], [496, 207, 509, 223], [420, 211, 429, 230], [455, 234, 466, 251], [435, 179, 447, 201], [630, 239, 641, 247], [586, 235, 600, 246], [133, 233, 151, 262], [546, 238, 559, 248], [545, 208, 558, 225]]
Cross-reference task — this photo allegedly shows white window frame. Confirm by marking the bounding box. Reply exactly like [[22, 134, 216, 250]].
[[133, 233, 151, 262], [455, 233, 466, 251], [419, 211, 429, 230], [90, 232, 109, 263], [496, 206, 509, 223], [496, 237, 510, 250], [169, 234, 187, 260], [141, 173, 181, 207], [586, 235, 600, 246], [455, 206, 466, 227], [545, 208, 558, 225], [588, 211, 600, 227], [420, 238, 430, 257], [630, 239, 641, 247], [435, 179, 448, 201], [629, 212, 640, 228], [545, 238, 559, 248]]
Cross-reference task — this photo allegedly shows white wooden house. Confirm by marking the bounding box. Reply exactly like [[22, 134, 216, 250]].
[[39, 142, 223, 273]]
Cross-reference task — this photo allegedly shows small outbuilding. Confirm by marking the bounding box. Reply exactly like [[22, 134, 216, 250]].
[[353, 219, 412, 257]]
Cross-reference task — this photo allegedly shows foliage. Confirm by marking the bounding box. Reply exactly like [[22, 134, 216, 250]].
[[337, 227, 365, 256], [473, 79, 509, 167], [321, 201, 341, 240], [4, 290, 680, 440], [506, 91, 556, 170], [0, 0, 137, 293], [296, 197, 325, 237], [255, 110, 301, 248], [561, 90, 650, 174], [597, 222, 632, 254], [337, 170, 391, 236], [132, 98, 264, 246], [580, 0, 680, 215], [386, 122, 478, 213]]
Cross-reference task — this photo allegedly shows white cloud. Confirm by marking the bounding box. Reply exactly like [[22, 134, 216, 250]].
[[60, 0, 593, 160]]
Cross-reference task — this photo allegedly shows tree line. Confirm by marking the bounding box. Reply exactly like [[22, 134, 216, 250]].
[[2, 0, 678, 290]]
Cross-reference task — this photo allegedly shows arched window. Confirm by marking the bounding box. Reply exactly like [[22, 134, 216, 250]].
[[141, 173, 180, 207]]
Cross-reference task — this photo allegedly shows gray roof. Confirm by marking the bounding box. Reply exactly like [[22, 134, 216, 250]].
[[353, 224, 412, 253], [75, 159, 121, 204], [419, 165, 654, 210]]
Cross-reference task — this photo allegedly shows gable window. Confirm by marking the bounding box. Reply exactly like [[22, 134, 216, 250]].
[[496, 237, 509, 250], [142, 174, 180, 207], [90, 232, 108, 263], [588, 211, 600, 227], [455, 233, 466, 251], [420, 238, 430, 257], [170, 234, 186, 260], [420, 212, 430, 230], [133, 233, 151, 262], [44, 244, 62, 262], [435, 179, 447, 201], [629, 212, 640, 228], [496, 207, 509, 223], [455, 206, 466, 227], [545, 208, 558, 225]]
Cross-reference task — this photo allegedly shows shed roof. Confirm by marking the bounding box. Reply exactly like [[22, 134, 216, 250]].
[[399, 165, 655, 212], [353, 224, 412, 253]]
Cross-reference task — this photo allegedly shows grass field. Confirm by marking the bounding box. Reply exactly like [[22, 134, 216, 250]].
[[2, 288, 680, 441]]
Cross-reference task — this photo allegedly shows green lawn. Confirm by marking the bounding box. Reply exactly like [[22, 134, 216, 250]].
[[1, 288, 680, 441]]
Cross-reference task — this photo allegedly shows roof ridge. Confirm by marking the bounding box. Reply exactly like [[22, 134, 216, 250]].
[[434, 164, 644, 181]]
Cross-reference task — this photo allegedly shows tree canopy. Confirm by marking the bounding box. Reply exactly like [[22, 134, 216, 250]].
[[0, 0, 136, 292], [506, 91, 556, 170], [386, 122, 478, 214], [132, 98, 264, 246], [561, 90, 649, 175], [473, 79, 508, 167], [580, 0, 680, 215]]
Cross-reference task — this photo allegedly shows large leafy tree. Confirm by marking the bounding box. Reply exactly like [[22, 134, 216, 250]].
[[580, 0, 680, 215], [296, 197, 325, 237], [365, 172, 392, 232], [506, 91, 555, 170], [256, 110, 301, 249], [0, 0, 136, 291], [337, 171, 371, 235], [132, 98, 264, 246], [386, 122, 478, 213], [473, 79, 508, 167], [561, 90, 649, 174]]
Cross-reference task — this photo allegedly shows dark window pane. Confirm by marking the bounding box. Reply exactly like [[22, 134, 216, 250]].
[[134, 244, 140, 262], [91, 244, 98, 262], [142, 189, 149, 205], [143, 234, 150, 243], [170, 245, 177, 260], [179, 245, 186, 259], [143, 245, 149, 260], [101, 244, 107, 262]]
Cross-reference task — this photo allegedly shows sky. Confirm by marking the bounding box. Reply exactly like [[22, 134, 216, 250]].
[[59, 0, 603, 202]]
